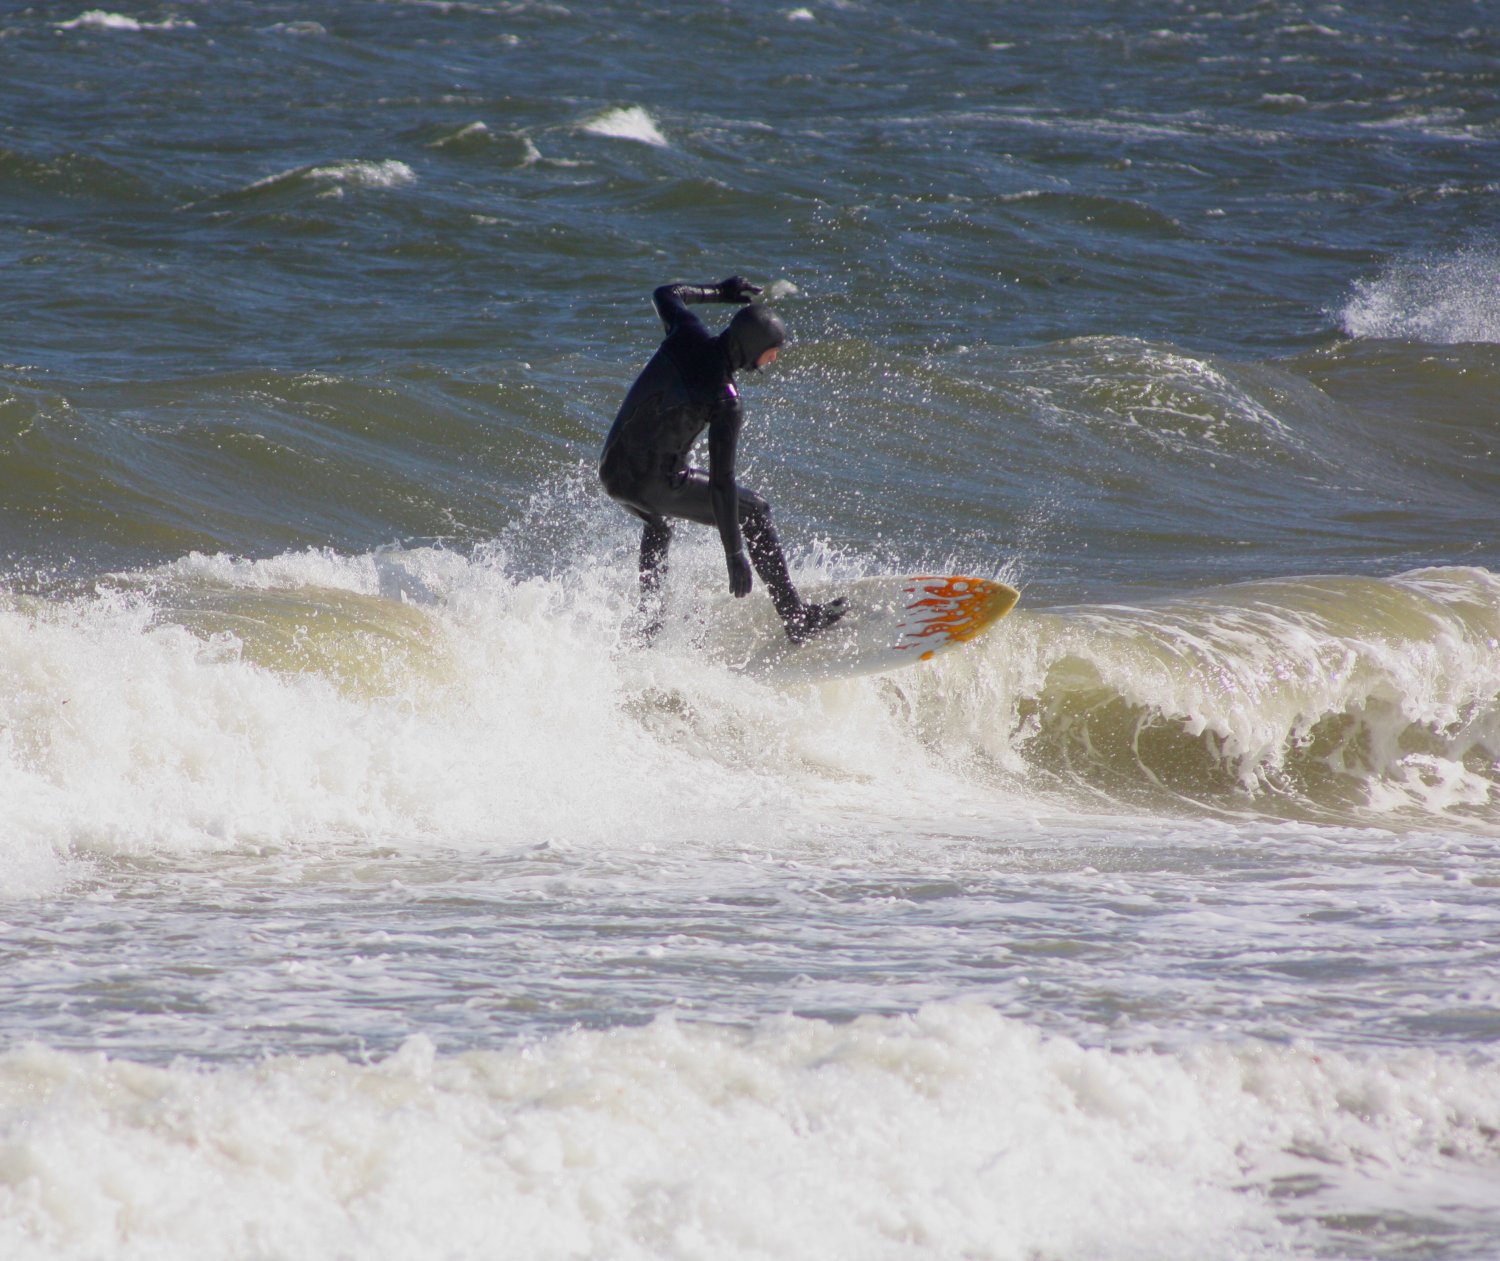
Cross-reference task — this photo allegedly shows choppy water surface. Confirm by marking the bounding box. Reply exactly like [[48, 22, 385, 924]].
[[2, 3, 1499, 1258]]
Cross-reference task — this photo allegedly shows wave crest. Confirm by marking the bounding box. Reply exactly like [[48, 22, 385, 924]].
[[955, 567, 1500, 821], [1340, 247, 1500, 344]]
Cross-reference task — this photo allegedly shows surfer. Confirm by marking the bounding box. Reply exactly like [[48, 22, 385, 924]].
[[600, 276, 846, 644]]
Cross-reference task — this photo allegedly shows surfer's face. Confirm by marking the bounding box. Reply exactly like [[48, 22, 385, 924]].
[[755, 347, 779, 369]]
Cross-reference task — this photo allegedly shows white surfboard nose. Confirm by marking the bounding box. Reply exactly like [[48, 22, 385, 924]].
[[699, 573, 1020, 683]]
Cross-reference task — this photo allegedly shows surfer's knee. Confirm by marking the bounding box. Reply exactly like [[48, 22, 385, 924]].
[[738, 490, 773, 532], [639, 517, 672, 572]]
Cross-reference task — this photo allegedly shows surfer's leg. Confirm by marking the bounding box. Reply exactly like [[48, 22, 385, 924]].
[[631, 471, 845, 645], [738, 492, 847, 644], [736, 493, 799, 621], [636, 515, 671, 641]]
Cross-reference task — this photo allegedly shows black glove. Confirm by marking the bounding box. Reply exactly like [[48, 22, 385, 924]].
[[727, 549, 753, 597], [718, 276, 763, 304]]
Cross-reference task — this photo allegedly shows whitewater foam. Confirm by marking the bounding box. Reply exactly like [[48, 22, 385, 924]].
[[0, 544, 957, 890], [0, 1005, 1494, 1261]]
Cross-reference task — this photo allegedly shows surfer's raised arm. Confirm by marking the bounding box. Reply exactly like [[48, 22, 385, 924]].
[[652, 276, 763, 333]]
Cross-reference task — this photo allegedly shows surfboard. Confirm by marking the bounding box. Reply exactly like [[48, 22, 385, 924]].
[[702, 574, 1019, 683]]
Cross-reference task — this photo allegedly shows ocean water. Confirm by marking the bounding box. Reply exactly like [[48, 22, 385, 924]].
[[2, 2, 1499, 1258]]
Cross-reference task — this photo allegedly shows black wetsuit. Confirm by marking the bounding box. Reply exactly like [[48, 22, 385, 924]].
[[599, 277, 843, 642]]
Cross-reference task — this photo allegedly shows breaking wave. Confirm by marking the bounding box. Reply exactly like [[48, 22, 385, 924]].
[[2, 541, 1496, 897]]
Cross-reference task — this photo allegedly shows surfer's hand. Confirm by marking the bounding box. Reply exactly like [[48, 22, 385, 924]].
[[718, 276, 762, 303], [727, 549, 753, 597]]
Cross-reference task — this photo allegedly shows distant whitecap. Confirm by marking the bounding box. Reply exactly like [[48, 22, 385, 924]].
[[304, 159, 419, 189], [264, 20, 328, 36], [580, 106, 669, 148], [56, 9, 194, 30], [1341, 247, 1500, 344], [428, 122, 491, 149], [229, 160, 417, 205]]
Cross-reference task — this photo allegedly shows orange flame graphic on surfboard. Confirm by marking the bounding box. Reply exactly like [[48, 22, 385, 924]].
[[893, 577, 1019, 660]]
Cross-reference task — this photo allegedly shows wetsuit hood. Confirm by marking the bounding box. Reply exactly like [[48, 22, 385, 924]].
[[720, 304, 787, 373]]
